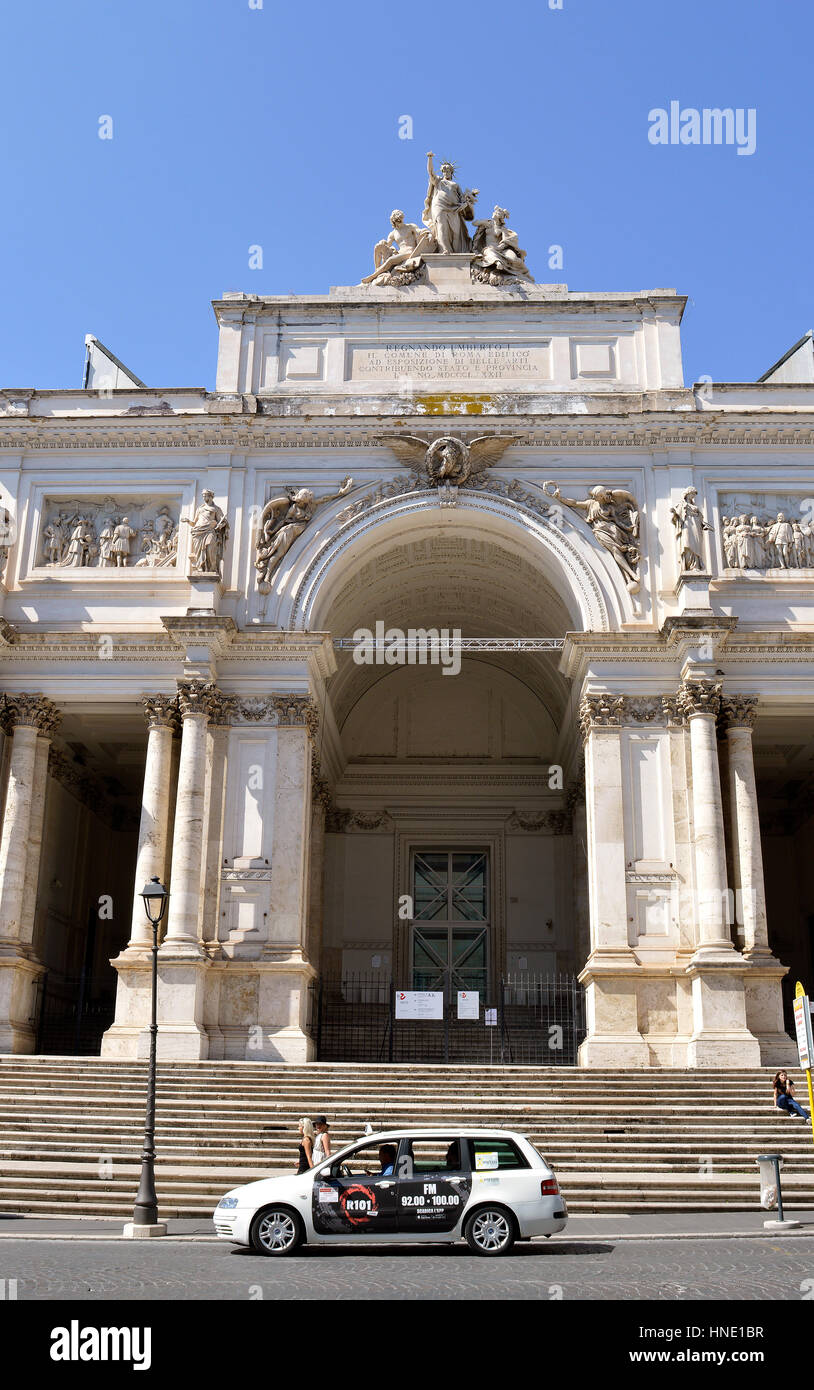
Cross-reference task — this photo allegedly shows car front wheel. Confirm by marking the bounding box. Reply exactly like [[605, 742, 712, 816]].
[[463, 1206, 516, 1256], [249, 1207, 304, 1256]]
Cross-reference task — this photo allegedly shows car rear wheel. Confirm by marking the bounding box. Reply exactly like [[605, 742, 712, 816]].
[[249, 1207, 304, 1256], [464, 1206, 516, 1256]]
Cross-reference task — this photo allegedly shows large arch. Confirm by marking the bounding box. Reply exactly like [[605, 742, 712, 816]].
[[267, 487, 632, 636]]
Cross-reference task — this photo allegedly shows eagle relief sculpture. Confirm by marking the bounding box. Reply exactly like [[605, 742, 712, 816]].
[[385, 435, 517, 494]]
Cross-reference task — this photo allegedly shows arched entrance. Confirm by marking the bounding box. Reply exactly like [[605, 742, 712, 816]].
[[271, 488, 630, 1062]]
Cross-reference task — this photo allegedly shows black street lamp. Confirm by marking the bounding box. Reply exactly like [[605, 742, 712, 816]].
[[130, 876, 168, 1230]]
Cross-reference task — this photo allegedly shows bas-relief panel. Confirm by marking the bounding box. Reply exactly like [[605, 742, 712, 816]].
[[719, 491, 814, 570], [38, 496, 181, 569]]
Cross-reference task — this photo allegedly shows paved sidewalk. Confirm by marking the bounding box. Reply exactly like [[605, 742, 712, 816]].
[[1, 1210, 813, 1241]]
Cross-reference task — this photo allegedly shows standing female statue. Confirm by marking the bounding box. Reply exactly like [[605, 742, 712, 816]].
[[182, 490, 229, 576], [670, 487, 712, 572], [422, 153, 478, 254]]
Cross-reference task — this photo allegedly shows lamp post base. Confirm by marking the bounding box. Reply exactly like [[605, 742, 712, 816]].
[[122, 1222, 168, 1239]]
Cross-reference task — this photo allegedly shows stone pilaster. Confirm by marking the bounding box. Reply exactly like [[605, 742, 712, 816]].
[[0, 695, 60, 1052], [577, 694, 649, 1068], [255, 694, 318, 1061], [678, 678, 761, 1067], [720, 695, 796, 1064]]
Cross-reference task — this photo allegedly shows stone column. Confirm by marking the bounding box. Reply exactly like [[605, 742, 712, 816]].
[[256, 695, 318, 1061], [101, 695, 180, 1059], [163, 684, 223, 953], [678, 678, 761, 1066], [0, 695, 60, 1052], [18, 733, 53, 948], [721, 695, 796, 1063], [577, 695, 649, 1067], [127, 696, 179, 951]]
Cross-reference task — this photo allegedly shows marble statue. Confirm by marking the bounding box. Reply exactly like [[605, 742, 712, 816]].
[[471, 207, 534, 285], [63, 517, 96, 568], [362, 211, 433, 287], [182, 490, 229, 576], [544, 481, 641, 592], [422, 152, 478, 253], [111, 517, 136, 567], [255, 477, 354, 593], [670, 487, 712, 573]]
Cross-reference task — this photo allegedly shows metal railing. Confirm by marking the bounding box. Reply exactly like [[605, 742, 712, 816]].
[[308, 970, 586, 1065]]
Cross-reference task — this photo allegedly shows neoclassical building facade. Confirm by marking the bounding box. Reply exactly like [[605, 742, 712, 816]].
[[0, 240, 812, 1067]]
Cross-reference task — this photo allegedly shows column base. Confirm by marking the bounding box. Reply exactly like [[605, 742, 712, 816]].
[[578, 956, 650, 1068], [102, 953, 210, 1059], [0, 951, 44, 1054], [684, 959, 762, 1068], [578, 1033, 651, 1068], [122, 1222, 168, 1239], [742, 952, 798, 1065]]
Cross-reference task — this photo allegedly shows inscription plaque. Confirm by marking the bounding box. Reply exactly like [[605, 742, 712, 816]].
[[347, 340, 550, 382]]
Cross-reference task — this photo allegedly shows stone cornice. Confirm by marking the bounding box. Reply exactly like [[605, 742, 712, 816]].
[[4, 413, 814, 451]]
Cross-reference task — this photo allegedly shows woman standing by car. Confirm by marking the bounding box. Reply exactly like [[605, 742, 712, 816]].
[[296, 1118, 315, 1173], [312, 1116, 332, 1164], [774, 1070, 810, 1120]]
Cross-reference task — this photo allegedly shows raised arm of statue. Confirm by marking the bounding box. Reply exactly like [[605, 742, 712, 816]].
[[312, 476, 354, 511], [543, 480, 589, 514]]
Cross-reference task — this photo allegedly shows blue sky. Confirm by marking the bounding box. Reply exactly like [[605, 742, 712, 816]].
[[2, 0, 811, 390]]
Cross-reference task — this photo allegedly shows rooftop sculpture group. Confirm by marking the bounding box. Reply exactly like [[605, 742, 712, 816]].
[[363, 153, 534, 288]]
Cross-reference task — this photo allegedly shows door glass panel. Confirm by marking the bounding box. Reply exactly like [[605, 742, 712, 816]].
[[411, 850, 489, 993]]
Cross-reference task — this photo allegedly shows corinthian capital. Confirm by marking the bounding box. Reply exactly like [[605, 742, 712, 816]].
[[578, 693, 626, 742], [677, 678, 722, 720], [4, 693, 61, 735], [142, 694, 180, 731], [720, 695, 758, 730], [177, 681, 236, 724], [272, 695, 320, 739]]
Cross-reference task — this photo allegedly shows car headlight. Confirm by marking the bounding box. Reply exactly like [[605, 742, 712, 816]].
[[217, 1197, 239, 1210]]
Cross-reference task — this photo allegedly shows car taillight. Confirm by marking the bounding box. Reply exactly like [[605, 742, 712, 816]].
[[540, 1177, 559, 1196]]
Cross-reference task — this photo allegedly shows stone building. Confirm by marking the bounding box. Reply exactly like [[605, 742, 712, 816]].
[[0, 214, 812, 1067]]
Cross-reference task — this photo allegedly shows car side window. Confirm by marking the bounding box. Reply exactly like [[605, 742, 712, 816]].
[[468, 1138, 528, 1171], [396, 1138, 467, 1179]]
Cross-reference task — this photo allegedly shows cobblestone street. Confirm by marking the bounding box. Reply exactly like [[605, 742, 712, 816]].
[[2, 1234, 814, 1302]]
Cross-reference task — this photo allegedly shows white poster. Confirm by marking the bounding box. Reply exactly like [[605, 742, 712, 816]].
[[793, 994, 813, 1070], [395, 990, 444, 1020], [457, 990, 479, 1020], [484, 1008, 498, 1027]]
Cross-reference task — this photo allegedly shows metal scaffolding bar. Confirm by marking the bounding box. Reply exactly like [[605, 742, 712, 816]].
[[333, 637, 565, 652]]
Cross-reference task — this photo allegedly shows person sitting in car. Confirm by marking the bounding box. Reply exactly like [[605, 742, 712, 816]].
[[445, 1141, 461, 1170], [379, 1144, 397, 1175]]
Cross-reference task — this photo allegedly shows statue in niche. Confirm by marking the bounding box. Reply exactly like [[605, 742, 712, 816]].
[[422, 152, 479, 253], [182, 490, 229, 576], [255, 477, 354, 593], [670, 487, 712, 573], [544, 481, 641, 592], [362, 211, 433, 287], [471, 206, 534, 285]]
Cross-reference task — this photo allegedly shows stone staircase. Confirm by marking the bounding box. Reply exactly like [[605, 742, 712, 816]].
[[0, 1057, 812, 1217]]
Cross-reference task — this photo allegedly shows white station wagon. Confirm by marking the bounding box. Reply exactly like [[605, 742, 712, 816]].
[[214, 1127, 567, 1256]]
